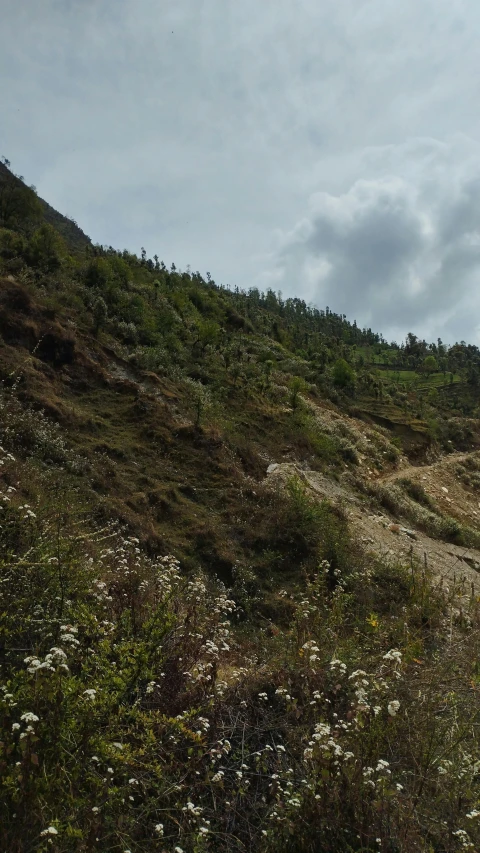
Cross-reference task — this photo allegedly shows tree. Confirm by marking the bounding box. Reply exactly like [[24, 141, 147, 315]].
[[92, 296, 108, 336], [0, 229, 26, 263], [423, 355, 438, 375], [184, 378, 212, 427], [288, 376, 308, 410], [0, 171, 41, 230], [195, 320, 220, 353], [84, 257, 111, 289], [26, 224, 64, 272], [332, 358, 355, 389]]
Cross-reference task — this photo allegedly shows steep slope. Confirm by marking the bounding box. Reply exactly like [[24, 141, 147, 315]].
[[0, 161, 91, 252], [1, 177, 480, 853]]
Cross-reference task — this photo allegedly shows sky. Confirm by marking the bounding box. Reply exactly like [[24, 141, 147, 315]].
[[2, 0, 480, 345]]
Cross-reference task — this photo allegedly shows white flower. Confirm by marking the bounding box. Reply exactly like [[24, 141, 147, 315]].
[[20, 712, 39, 723], [83, 689, 96, 699], [211, 771, 224, 782], [349, 669, 367, 680], [175, 847, 184, 853], [40, 826, 58, 836], [154, 823, 164, 835], [387, 700, 400, 717], [11, 723, 20, 731], [383, 649, 402, 663], [466, 809, 480, 819], [92, 806, 100, 813]]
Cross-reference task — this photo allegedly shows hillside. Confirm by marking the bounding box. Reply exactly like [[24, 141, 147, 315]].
[[0, 160, 91, 253], [1, 169, 480, 853]]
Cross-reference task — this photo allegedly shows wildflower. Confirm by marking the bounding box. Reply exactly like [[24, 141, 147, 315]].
[[40, 827, 58, 836], [183, 801, 202, 816], [466, 810, 480, 819], [211, 771, 224, 782], [383, 649, 402, 663], [92, 807, 100, 813], [11, 723, 20, 731], [83, 689, 96, 699], [349, 669, 367, 680], [20, 712, 39, 723], [453, 829, 473, 848], [175, 847, 184, 853], [387, 700, 400, 717], [154, 823, 164, 835]]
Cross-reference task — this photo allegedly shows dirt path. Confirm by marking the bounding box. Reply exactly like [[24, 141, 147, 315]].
[[379, 452, 469, 485], [266, 459, 480, 590]]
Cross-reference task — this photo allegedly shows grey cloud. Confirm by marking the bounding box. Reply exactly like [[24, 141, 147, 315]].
[[3, 2, 480, 341], [267, 139, 480, 343]]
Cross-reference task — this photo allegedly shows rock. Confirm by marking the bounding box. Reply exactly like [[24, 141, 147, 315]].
[[400, 527, 417, 540], [463, 556, 480, 572], [441, 487, 449, 494], [267, 463, 278, 474], [389, 524, 401, 534]]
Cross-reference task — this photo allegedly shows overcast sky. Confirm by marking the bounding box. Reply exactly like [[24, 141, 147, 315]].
[[2, 0, 480, 344]]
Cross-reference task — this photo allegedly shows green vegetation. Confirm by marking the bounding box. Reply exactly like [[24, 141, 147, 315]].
[[0, 160, 480, 851]]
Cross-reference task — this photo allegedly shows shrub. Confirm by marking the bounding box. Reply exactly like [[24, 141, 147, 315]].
[[398, 477, 435, 509], [332, 357, 356, 389], [1, 437, 480, 852], [26, 224, 64, 273]]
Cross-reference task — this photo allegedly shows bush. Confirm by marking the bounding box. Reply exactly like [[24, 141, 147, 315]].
[[0, 228, 26, 262], [332, 358, 356, 389], [26, 224, 65, 273], [398, 477, 435, 509]]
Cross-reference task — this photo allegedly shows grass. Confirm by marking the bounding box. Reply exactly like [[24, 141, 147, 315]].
[[378, 368, 462, 388]]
